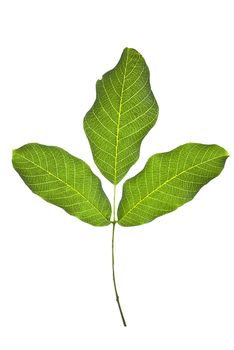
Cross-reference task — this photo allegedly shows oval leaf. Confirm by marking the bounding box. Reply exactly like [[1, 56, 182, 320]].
[[12, 143, 111, 226], [84, 47, 159, 184], [118, 143, 228, 226]]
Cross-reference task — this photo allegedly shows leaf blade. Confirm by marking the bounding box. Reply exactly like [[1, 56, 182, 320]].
[[118, 143, 228, 226], [12, 143, 111, 226], [84, 47, 159, 184]]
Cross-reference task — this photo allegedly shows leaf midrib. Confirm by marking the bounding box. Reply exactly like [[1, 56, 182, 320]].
[[16, 152, 109, 222], [114, 49, 129, 184], [118, 154, 224, 222]]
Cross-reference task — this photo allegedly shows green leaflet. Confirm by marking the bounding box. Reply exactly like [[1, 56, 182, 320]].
[[12, 143, 111, 226], [118, 143, 229, 226], [84, 47, 159, 184]]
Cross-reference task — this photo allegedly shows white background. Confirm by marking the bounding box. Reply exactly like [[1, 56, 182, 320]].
[[0, 0, 233, 349]]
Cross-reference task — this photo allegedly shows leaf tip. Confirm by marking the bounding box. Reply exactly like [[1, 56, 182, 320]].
[[123, 47, 141, 56], [224, 149, 230, 158], [12, 148, 17, 160], [218, 145, 229, 159]]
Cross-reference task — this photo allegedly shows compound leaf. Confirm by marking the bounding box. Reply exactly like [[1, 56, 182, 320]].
[[118, 143, 228, 226], [12, 143, 111, 226], [84, 47, 159, 184]]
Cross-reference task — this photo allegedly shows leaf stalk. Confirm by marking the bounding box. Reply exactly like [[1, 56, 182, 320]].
[[112, 221, 127, 327], [112, 184, 127, 326]]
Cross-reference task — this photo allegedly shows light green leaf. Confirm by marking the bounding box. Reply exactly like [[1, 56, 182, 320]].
[[118, 143, 228, 226], [12, 143, 111, 226], [84, 47, 159, 184]]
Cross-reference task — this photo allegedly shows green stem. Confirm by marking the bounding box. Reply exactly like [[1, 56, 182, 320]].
[[112, 184, 127, 327], [112, 222, 127, 326]]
